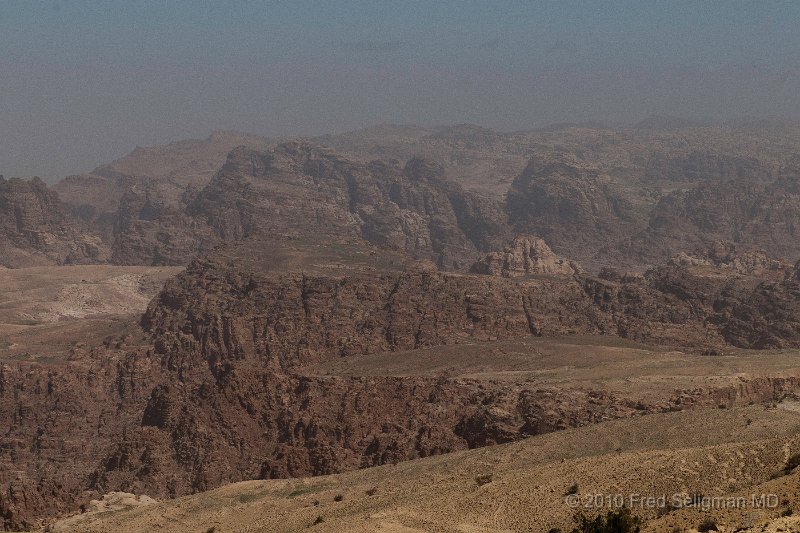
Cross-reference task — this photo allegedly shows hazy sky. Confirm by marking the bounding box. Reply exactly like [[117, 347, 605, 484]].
[[2, 1, 800, 180]]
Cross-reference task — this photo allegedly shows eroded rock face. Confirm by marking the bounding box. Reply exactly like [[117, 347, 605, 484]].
[[3, 244, 800, 529], [0, 352, 158, 531], [110, 181, 216, 266], [0, 177, 108, 267], [470, 235, 578, 277], [188, 144, 508, 270], [719, 272, 800, 349], [647, 175, 800, 263], [44, 143, 509, 270], [505, 155, 648, 268], [140, 252, 603, 373]]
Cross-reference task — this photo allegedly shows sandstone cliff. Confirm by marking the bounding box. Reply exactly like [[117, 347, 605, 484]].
[[0, 176, 107, 267]]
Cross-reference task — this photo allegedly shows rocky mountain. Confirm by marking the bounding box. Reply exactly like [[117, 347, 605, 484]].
[[0, 176, 107, 267], [315, 122, 800, 270], [644, 174, 800, 262], [505, 154, 645, 266], [30, 121, 800, 272], [52, 131, 274, 254], [7, 124, 800, 529], [184, 143, 507, 270], [4, 233, 800, 528]]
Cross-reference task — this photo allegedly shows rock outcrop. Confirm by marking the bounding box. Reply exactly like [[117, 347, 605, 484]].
[[470, 235, 578, 277], [669, 241, 791, 279]]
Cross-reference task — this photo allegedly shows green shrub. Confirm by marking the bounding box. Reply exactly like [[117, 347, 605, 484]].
[[475, 474, 493, 486], [237, 492, 262, 504], [570, 508, 642, 533], [697, 517, 718, 532]]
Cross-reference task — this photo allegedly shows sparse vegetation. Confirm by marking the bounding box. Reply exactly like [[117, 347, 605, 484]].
[[697, 517, 718, 532], [565, 483, 579, 496], [333, 494, 344, 502], [365, 487, 377, 496], [656, 502, 677, 517], [569, 508, 642, 533], [475, 474, 493, 486], [781, 507, 793, 517], [312, 515, 324, 526], [237, 492, 263, 504]]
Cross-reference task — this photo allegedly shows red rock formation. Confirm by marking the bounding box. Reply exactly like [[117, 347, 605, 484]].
[[0, 176, 107, 267], [2, 242, 800, 529]]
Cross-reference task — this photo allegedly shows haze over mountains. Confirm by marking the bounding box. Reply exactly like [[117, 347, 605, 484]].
[[8, 119, 800, 271], [5, 2, 800, 531], [0, 120, 800, 532]]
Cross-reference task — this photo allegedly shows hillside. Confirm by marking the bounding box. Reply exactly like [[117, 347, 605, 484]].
[[46, 405, 800, 532]]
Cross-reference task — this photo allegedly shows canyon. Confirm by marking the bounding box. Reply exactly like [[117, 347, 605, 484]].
[[2, 122, 800, 531]]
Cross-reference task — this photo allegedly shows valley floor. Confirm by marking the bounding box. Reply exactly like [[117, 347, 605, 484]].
[[0, 265, 182, 362]]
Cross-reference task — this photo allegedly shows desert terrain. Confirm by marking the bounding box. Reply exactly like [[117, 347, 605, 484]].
[[46, 404, 800, 532], [0, 265, 181, 362], [2, 122, 800, 532]]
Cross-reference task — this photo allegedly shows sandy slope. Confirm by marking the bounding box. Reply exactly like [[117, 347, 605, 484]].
[[0, 265, 181, 361], [46, 405, 800, 533]]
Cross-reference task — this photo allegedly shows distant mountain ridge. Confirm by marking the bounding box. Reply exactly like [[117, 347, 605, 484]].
[[7, 121, 800, 269]]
